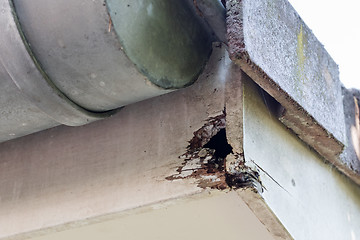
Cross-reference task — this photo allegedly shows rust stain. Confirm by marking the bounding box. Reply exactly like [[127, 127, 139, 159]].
[[193, 0, 204, 18]]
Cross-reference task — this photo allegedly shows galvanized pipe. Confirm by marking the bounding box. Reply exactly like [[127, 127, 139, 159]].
[[0, 0, 214, 142], [0, 0, 111, 127]]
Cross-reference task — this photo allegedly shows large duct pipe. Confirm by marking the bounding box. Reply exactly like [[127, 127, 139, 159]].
[[0, 0, 215, 142]]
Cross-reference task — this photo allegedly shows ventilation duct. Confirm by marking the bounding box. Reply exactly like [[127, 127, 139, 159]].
[[0, 0, 214, 142]]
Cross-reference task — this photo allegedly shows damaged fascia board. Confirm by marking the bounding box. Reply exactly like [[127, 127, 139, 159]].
[[226, 0, 351, 180], [0, 44, 220, 238], [0, 43, 288, 240], [164, 44, 262, 192], [0, 44, 234, 239], [162, 45, 291, 238]]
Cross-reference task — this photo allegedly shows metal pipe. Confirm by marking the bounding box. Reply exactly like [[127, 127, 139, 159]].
[[0, 0, 214, 142]]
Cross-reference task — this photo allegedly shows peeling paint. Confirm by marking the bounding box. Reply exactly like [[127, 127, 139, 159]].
[[166, 112, 263, 192], [166, 147, 227, 190]]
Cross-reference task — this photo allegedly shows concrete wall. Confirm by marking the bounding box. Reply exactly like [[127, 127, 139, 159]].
[[226, 0, 360, 185]]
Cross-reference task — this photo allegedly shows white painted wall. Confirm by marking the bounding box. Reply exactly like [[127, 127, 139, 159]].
[[26, 192, 274, 240], [243, 77, 360, 240]]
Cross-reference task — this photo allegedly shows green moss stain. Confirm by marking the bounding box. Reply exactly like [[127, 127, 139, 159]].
[[295, 24, 309, 98], [297, 25, 306, 84]]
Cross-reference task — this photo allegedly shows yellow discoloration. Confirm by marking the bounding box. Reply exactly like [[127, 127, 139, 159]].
[[296, 25, 306, 84]]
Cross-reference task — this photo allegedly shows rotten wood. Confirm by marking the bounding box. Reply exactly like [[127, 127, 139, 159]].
[[166, 113, 263, 192]]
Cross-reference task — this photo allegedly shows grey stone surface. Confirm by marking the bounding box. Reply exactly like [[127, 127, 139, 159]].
[[227, 0, 346, 163]]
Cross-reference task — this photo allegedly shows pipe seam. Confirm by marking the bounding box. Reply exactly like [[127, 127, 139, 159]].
[[0, 0, 114, 126]]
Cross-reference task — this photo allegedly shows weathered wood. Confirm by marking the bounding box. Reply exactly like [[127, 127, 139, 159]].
[[341, 88, 360, 177]]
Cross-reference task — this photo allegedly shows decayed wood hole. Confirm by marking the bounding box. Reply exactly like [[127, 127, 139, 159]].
[[166, 111, 262, 191]]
